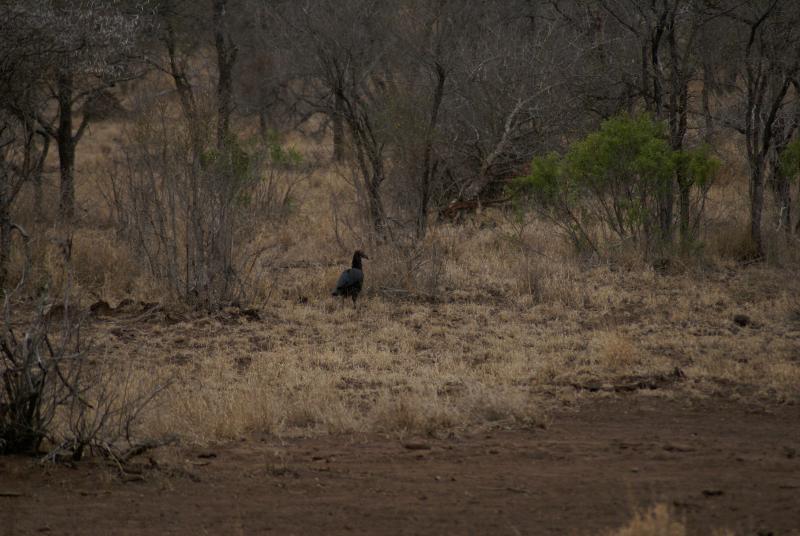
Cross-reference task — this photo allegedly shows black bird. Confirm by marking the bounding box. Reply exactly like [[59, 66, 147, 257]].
[[332, 250, 369, 307]]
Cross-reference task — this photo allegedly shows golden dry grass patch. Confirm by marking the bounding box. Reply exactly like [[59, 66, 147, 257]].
[[20, 117, 800, 446], [609, 504, 686, 536], [608, 503, 738, 536], [93, 257, 800, 446]]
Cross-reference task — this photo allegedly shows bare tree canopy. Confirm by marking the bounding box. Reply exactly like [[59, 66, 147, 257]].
[[1, 0, 800, 297]]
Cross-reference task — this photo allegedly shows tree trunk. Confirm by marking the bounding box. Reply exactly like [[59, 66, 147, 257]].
[[259, 109, 269, 144], [671, 100, 689, 245], [332, 91, 345, 163], [417, 64, 446, 240], [652, 13, 673, 245], [345, 104, 386, 237], [769, 158, 792, 234], [367, 175, 385, 237], [0, 173, 11, 290], [212, 0, 238, 307], [702, 62, 714, 141], [164, 20, 204, 162], [796, 204, 800, 234], [33, 133, 50, 223], [658, 175, 674, 244], [213, 0, 237, 150], [678, 177, 691, 245], [56, 69, 75, 221], [749, 163, 765, 257], [416, 171, 430, 239], [33, 169, 44, 223]]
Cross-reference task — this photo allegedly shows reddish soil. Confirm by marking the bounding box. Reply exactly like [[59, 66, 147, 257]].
[[1, 397, 799, 535]]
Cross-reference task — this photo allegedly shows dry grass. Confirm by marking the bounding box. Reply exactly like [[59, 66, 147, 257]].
[[78, 247, 800, 445], [126, 297, 552, 442], [9, 116, 800, 446], [610, 504, 686, 536], [609, 503, 736, 536]]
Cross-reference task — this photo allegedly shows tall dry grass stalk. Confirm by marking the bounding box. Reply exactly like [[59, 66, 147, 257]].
[[609, 503, 736, 536], [610, 504, 686, 536]]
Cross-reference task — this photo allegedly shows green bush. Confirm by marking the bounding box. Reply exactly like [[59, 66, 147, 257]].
[[780, 138, 800, 179], [513, 114, 718, 258]]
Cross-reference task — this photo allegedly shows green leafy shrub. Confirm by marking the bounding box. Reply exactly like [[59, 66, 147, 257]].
[[513, 114, 718, 258], [780, 138, 800, 178]]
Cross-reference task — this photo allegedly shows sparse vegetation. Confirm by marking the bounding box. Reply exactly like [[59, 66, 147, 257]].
[[513, 114, 720, 258], [0, 245, 168, 462], [1, 0, 799, 532], [610, 504, 686, 536]]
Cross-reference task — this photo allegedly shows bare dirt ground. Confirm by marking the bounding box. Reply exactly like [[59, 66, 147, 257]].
[[2, 396, 798, 535]]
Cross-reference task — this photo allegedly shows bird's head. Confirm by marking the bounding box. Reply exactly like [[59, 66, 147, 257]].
[[351, 250, 369, 269]]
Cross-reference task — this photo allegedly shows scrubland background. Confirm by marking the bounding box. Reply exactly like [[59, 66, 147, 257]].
[[1, 0, 799, 458]]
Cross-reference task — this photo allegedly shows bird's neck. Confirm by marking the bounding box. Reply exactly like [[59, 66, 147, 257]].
[[351, 255, 362, 270]]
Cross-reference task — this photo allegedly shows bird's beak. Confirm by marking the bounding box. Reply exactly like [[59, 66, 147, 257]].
[[361, 253, 369, 260]]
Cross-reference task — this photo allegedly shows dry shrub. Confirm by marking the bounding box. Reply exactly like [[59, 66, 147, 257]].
[[604, 240, 657, 271], [1, 251, 169, 460], [700, 176, 800, 267], [610, 504, 736, 536], [762, 229, 800, 266], [143, 350, 283, 442], [461, 382, 543, 426], [157, 375, 459, 441], [371, 388, 461, 436], [47, 357, 171, 462], [275, 264, 336, 304], [441, 224, 516, 302], [511, 256, 588, 307], [493, 214, 591, 306], [146, 350, 360, 441], [151, 376, 284, 441], [761, 362, 800, 397], [91, 245, 799, 445], [102, 101, 312, 309], [52, 230, 143, 301], [368, 237, 450, 301], [138, 327, 547, 443], [704, 220, 759, 262], [370, 382, 542, 437], [589, 331, 641, 372], [6, 228, 148, 304], [777, 291, 800, 322], [688, 342, 800, 402], [610, 504, 685, 536]]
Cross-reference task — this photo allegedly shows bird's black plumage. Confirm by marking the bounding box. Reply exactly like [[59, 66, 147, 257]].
[[332, 250, 369, 306]]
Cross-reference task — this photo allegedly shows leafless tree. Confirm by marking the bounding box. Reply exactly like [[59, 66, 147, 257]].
[[271, 1, 580, 240], [711, 1, 800, 255], [560, 0, 726, 245], [443, 2, 580, 203], [766, 85, 800, 236], [100, 0, 313, 308], [212, 0, 238, 149], [231, 3, 296, 144], [272, 0, 396, 236], [20, 0, 148, 221], [1, 229, 170, 460], [0, 2, 57, 288]]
